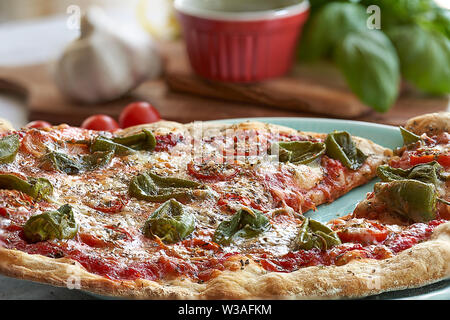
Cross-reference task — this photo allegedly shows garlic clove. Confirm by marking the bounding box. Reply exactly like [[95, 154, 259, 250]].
[[54, 6, 162, 104]]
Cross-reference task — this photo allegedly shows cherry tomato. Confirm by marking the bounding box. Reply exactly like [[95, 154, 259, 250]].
[[81, 115, 120, 131], [119, 102, 161, 128], [25, 120, 52, 129]]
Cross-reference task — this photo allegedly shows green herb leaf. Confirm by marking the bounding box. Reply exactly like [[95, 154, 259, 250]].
[[143, 199, 195, 243], [273, 141, 326, 164], [325, 131, 367, 170], [299, 2, 367, 60], [0, 134, 20, 164], [374, 180, 437, 222], [0, 174, 53, 200], [335, 30, 400, 112], [295, 217, 341, 251], [23, 204, 78, 243], [129, 171, 208, 202], [400, 126, 421, 145], [388, 25, 450, 94], [213, 207, 270, 246], [41, 151, 83, 175], [41, 150, 114, 175], [377, 161, 446, 187], [82, 151, 114, 171]]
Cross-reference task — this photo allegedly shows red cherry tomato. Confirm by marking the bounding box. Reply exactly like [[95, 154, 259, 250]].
[[81, 115, 120, 131], [119, 102, 161, 128], [25, 120, 52, 129]]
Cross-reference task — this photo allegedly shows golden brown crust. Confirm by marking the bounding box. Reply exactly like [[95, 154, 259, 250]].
[[405, 112, 450, 136], [0, 222, 448, 299], [0, 117, 14, 134], [0, 117, 448, 299]]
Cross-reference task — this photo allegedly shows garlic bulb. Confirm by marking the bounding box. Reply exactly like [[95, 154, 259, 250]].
[[54, 7, 162, 104]]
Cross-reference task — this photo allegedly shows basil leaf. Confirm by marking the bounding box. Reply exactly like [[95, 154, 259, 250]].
[[213, 207, 270, 246], [41, 150, 113, 175], [295, 217, 341, 251], [82, 151, 114, 171], [23, 204, 78, 243], [274, 141, 326, 164], [0, 174, 53, 200], [374, 180, 437, 222], [129, 171, 208, 202], [400, 127, 421, 145], [325, 131, 367, 170], [299, 2, 367, 60], [335, 30, 400, 112], [143, 199, 195, 243], [377, 161, 445, 187], [388, 25, 450, 95], [41, 151, 83, 175], [0, 134, 20, 164]]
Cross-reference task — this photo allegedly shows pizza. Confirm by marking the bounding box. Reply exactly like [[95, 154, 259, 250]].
[[0, 113, 448, 299]]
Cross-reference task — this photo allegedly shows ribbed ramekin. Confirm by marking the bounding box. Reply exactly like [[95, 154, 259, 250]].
[[174, 0, 310, 82]]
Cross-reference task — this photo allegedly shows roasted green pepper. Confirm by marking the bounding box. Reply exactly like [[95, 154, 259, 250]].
[[295, 217, 341, 251], [400, 127, 421, 146], [113, 129, 156, 151], [0, 174, 53, 200], [41, 151, 83, 175], [374, 180, 437, 222], [212, 207, 270, 246], [273, 141, 326, 164], [91, 129, 156, 156], [90, 136, 135, 156], [0, 134, 20, 164], [82, 151, 114, 170], [325, 131, 367, 170], [41, 150, 114, 175], [143, 199, 195, 243], [377, 161, 446, 187], [129, 171, 208, 202], [23, 204, 78, 243]]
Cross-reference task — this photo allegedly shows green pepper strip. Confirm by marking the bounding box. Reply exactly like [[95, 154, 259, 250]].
[[23, 204, 78, 243], [374, 180, 437, 223], [129, 171, 207, 202], [400, 127, 421, 145], [143, 199, 196, 244], [0, 174, 53, 200], [325, 131, 367, 170], [0, 134, 20, 164], [274, 141, 326, 164], [212, 207, 271, 246], [295, 217, 341, 251]]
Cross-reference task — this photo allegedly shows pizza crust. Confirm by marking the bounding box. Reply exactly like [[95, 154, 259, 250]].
[[0, 117, 14, 133], [0, 221, 448, 299], [405, 112, 450, 136]]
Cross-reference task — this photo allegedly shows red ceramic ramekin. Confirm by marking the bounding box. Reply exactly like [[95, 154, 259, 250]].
[[174, 0, 310, 83]]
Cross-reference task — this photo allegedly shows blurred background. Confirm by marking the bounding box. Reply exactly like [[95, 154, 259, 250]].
[[0, 0, 448, 129]]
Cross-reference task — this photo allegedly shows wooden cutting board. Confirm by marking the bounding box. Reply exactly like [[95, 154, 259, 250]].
[[163, 41, 449, 124], [0, 40, 447, 126]]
